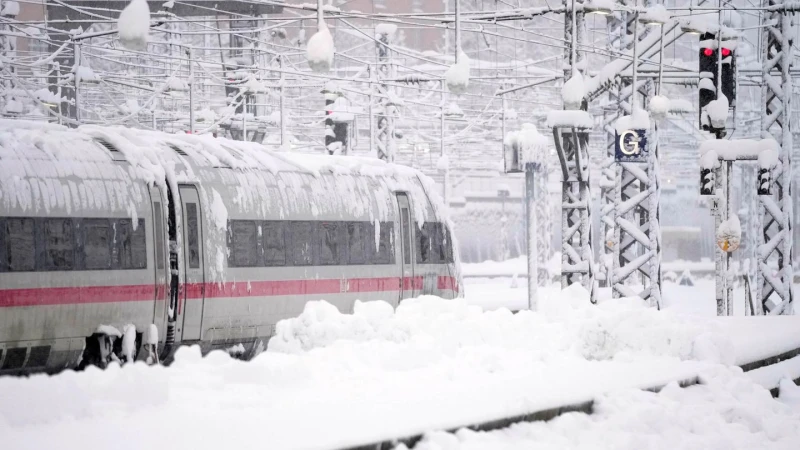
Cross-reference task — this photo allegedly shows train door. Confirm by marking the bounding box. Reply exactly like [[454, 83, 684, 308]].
[[397, 193, 416, 301], [179, 185, 205, 341], [149, 187, 169, 331]]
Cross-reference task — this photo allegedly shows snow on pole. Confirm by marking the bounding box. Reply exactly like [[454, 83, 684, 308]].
[[306, 4, 334, 74], [117, 0, 150, 51], [561, 70, 584, 110], [717, 213, 742, 253], [445, 50, 470, 95]]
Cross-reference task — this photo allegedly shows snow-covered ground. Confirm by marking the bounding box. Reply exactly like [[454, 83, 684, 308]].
[[407, 367, 800, 450], [2, 278, 799, 450], [464, 275, 764, 318]]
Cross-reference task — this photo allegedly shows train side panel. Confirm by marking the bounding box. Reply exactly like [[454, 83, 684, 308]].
[[0, 128, 160, 373]]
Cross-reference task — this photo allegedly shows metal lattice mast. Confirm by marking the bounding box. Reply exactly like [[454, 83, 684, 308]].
[[757, 3, 794, 315], [375, 28, 396, 163], [553, 122, 596, 298], [610, 8, 662, 307], [600, 12, 626, 285], [555, 1, 595, 299]]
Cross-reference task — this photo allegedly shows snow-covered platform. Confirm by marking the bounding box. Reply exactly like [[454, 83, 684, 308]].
[[1, 289, 799, 450]]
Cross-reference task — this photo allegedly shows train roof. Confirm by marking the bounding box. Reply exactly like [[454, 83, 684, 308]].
[[0, 120, 445, 223]]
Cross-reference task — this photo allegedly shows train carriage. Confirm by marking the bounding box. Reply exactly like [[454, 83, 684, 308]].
[[0, 121, 461, 374]]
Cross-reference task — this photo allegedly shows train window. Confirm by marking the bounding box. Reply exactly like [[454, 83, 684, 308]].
[[229, 220, 259, 267], [442, 224, 454, 263], [116, 219, 147, 270], [347, 222, 367, 265], [288, 221, 315, 266], [44, 218, 74, 270], [5, 218, 35, 272], [153, 203, 165, 270], [263, 221, 286, 266], [318, 221, 347, 265], [372, 221, 395, 265], [83, 219, 112, 270], [185, 203, 200, 269], [416, 222, 435, 264]]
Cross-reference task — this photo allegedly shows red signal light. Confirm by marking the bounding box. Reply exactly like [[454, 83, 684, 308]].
[[703, 48, 714, 57], [721, 48, 731, 57]]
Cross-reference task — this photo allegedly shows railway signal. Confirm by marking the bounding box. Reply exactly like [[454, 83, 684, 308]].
[[698, 32, 737, 131]]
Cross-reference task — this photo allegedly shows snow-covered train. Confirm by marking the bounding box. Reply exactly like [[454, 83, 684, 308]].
[[0, 121, 460, 374]]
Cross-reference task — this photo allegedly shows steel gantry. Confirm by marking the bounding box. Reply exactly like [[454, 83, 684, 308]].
[[757, 2, 794, 315]]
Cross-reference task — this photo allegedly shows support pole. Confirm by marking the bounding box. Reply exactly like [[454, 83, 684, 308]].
[[73, 42, 82, 123], [375, 28, 395, 162], [526, 163, 538, 311], [279, 56, 286, 147], [187, 47, 194, 134], [368, 65, 375, 157], [726, 160, 733, 315], [454, 0, 461, 60], [440, 80, 448, 207]]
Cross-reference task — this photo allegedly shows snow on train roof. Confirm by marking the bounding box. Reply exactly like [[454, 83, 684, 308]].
[[0, 121, 445, 224], [0, 120, 148, 215]]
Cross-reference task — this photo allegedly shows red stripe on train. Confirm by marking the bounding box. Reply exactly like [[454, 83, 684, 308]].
[[0, 276, 458, 307]]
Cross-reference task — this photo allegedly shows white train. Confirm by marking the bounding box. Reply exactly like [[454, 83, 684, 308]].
[[0, 121, 460, 374]]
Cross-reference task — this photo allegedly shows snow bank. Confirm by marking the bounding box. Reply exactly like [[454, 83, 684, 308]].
[[307, 21, 334, 73], [269, 285, 733, 364], [117, 0, 150, 51]]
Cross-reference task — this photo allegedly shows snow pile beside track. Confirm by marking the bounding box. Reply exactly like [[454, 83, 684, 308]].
[[269, 284, 735, 365]]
